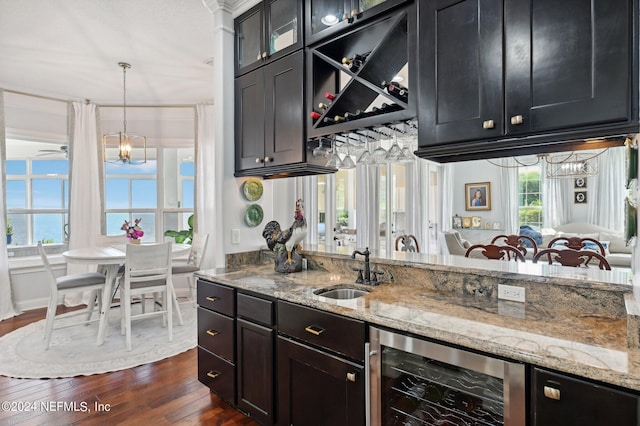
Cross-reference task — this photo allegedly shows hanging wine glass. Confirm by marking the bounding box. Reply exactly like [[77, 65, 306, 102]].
[[371, 130, 388, 164], [386, 132, 402, 162], [325, 137, 343, 168]]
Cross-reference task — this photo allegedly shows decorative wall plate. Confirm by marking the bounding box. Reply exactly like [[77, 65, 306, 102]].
[[245, 204, 264, 227], [243, 178, 263, 201]]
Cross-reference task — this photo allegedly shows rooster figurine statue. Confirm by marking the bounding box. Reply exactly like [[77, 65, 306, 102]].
[[262, 199, 308, 273]]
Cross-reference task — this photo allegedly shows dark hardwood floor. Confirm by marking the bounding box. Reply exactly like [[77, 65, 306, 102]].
[[0, 305, 260, 425]]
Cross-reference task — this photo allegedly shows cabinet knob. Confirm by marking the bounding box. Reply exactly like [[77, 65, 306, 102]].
[[543, 385, 561, 400], [256, 157, 263, 163], [346, 372, 356, 382], [264, 156, 272, 163], [261, 51, 267, 59], [482, 120, 495, 129], [511, 115, 524, 125], [351, 9, 358, 18]]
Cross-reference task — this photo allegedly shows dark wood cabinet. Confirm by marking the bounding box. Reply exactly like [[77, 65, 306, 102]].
[[532, 367, 640, 425], [417, 0, 638, 162], [276, 300, 366, 425], [306, 4, 416, 138], [306, 0, 409, 46], [235, 51, 305, 172], [236, 293, 276, 425], [196, 279, 236, 404], [235, 0, 303, 77]]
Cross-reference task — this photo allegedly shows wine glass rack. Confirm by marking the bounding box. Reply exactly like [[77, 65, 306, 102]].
[[307, 4, 416, 139]]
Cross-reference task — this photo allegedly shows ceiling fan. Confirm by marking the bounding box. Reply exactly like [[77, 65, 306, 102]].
[[37, 145, 69, 158]]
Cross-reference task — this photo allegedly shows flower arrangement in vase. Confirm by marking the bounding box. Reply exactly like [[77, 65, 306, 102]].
[[122, 218, 144, 244]]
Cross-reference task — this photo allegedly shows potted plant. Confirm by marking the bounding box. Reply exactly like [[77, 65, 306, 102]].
[[164, 214, 194, 244], [6, 219, 13, 245]]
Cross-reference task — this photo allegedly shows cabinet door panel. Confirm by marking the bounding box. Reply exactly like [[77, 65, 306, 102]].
[[419, 0, 503, 145], [236, 5, 265, 76], [264, 50, 305, 166], [235, 69, 266, 171], [277, 336, 365, 426], [506, 0, 631, 135], [237, 319, 274, 425]]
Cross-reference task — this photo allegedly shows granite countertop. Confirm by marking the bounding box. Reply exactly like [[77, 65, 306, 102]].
[[196, 253, 640, 392]]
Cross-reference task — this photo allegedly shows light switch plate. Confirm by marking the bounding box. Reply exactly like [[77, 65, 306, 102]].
[[231, 229, 240, 245]]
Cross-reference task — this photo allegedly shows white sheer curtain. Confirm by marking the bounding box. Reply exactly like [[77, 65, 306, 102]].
[[500, 158, 519, 234], [356, 163, 379, 250], [0, 89, 19, 320], [195, 104, 217, 270], [64, 102, 102, 306], [542, 162, 571, 227], [440, 163, 454, 232], [588, 148, 625, 230]]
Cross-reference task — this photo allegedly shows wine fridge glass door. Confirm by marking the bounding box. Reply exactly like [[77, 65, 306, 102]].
[[369, 327, 526, 426]]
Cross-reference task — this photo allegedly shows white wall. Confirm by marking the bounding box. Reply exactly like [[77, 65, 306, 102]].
[[450, 160, 504, 228]]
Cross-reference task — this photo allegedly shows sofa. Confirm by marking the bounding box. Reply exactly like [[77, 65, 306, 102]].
[[541, 222, 632, 268], [442, 223, 632, 268]]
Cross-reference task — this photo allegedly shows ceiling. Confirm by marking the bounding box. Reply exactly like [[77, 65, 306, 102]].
[[0, 0, 249, 106]]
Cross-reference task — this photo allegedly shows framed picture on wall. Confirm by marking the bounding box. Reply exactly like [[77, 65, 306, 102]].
[[574, 177, 587, 189], [575, 191, 587, 204], [465, 182, 491, 211]]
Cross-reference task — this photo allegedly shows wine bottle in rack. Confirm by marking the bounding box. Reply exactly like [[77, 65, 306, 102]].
[[310, 111, 322, 120], [341, 51, 370, 73], [334, 115, 347, 123], [318, 102, 331, 110], [344, 110, 362, 120], [325, 92, 337, 101], [323, 117, 336, 124], [381, 81, 409, 103]]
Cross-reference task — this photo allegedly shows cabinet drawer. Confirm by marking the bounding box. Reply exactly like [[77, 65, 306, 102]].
[[238, 292, 274, 327], [277, 300, 366, 362], [197, 279, 235, 316], [197, 347, 236, 405], [198, 307, 235, 361]]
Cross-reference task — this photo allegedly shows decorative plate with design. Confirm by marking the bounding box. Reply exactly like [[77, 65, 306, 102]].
[[245, 204, 264, 227], [243, 178, 263, 201]]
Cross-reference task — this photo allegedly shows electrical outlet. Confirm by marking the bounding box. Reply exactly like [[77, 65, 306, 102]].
[[498, 284, 525, 303], [231, 229, 240, 245]]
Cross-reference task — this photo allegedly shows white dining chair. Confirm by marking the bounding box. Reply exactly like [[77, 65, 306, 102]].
[[38, 242, 107, 350], [171, 232, 209, 306], [121, 241, 173, 351]]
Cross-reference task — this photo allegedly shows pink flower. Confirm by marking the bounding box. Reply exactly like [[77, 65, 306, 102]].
[[121, 218, 144, 240]]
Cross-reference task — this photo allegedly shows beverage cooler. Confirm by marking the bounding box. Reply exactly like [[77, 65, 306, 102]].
[[369, 327, 526, 426]]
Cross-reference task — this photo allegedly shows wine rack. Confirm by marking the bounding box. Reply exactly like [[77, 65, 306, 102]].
[[382, 350, 506, 426], [306, 4, 416, 139]]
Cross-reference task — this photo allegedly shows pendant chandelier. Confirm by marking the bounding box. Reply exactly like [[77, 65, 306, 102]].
[[103, 62, 146, 164]]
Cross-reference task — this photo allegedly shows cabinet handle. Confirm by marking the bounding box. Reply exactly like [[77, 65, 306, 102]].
[[347, 372, 356, 382], [264, 156, 272, 163], [511, 115, 524, 125], [206, 370, 221, 379], [483, 120, 495, 129], [305, 325, 325, 336], [543, 385, 561, 400], [205, 296, 220, 302], [206, 329, 219, 337], [255, 157, 263, 163]]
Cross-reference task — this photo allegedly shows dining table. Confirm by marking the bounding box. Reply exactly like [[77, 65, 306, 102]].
[[62, 242, 192, 345]]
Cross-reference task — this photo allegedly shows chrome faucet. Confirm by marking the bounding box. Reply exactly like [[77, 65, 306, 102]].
[[352, 247, 372, 284]]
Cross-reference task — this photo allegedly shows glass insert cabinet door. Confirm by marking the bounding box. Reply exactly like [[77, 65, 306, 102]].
[[235, 0, 301, 76], [307, 0, 408, 43]]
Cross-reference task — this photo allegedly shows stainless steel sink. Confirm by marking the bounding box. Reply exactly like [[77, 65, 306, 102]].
[[314, 286, 370, 300]]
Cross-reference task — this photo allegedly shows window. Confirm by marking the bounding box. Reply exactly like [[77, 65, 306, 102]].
[[519, 165, 542, 227], [104, 148, 194, 242], [6, 143, 69, 246]]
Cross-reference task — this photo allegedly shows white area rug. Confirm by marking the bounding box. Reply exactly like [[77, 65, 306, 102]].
[[0, 301, 196, 379]]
